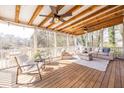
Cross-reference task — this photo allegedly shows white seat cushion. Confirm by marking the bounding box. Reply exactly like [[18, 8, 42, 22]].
[[16, 55, 43, 72]]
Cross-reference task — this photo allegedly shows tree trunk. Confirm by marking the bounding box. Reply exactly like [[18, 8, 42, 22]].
[[108, 26, 115, 47], [120, 24, 124, 47]]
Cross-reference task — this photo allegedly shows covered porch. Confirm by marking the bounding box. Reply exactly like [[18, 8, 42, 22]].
[[0, 5, 124, 88]]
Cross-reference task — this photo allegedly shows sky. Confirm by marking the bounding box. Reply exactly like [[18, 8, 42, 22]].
[[0, 22, 34, 39]]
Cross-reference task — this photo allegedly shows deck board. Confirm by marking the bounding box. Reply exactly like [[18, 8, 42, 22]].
[[86, 70, 101, 88], [79, 69, 97, 88], [55, 68, 85, 88], [1, 59, 124, 88], [65, 66, 90, 88], [120, 60, 124, 88], [100, 62, 112, 88], [93, 71, 105, 88], [71, 68, 94, 88], [115, 60, 122, 88], [108, 61, 116, 88], [42, 64, 81, 88]]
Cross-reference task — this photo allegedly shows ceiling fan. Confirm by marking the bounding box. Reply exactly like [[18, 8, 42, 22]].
[[39, 6, 72, 23], [82, 27, 88, 33]]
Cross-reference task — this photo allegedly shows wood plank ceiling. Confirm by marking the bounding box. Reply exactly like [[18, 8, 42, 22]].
[[0, 5, 124, 35]]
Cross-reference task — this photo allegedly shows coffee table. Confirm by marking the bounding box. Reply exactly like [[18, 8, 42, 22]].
[[78, 53, 93, 61]]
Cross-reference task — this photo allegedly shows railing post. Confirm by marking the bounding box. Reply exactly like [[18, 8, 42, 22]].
[[74, 35, 77, 50], [54, 32, 57, 57], [91, 32, 93, 47], [100, 28, 104, 48], [33, 28, 38, 53], [122, 14, 124, 58], [66, 34, 69, 50], [86, 32, 88, 48], [119, 14, 124, 59]]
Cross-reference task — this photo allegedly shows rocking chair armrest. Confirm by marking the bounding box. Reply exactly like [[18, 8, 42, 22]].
[[19, 63, 37, 68]]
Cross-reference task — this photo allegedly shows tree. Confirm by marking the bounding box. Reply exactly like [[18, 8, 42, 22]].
[[119, 24, 124, 47], [81, 35, 86, 46], [108, 26, 115, 47]]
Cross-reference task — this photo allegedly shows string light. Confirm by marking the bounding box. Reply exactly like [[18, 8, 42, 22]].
[[8, 22, 10, 27], [23, 26, 25, 31]]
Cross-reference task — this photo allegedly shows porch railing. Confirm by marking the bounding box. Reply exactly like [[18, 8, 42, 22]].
[[0, 46, 124, 69], [110, 47, 124, 59], [0, 46, 124, 60]]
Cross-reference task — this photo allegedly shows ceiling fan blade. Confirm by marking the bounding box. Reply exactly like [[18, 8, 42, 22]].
[[50, 6, 57, 14], [39, 14, 53, 17], [50, 18, 55, 23], [59, 13, 72, 17], [57, 5, 64, 12], [59, 17, 66, 22]]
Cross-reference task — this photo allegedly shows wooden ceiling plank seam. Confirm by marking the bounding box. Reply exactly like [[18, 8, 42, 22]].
[[47, 5, 82, 29], [67, 5, 124, 32], [53, 5, 101, 31], [73, 16, 123, 35], [88, 16, 123, 31], [2, 5, 123, 35], [28, 5, 44, 25], [15, 5, 21, 23], [62, 5, 117, 31], [83, 10, 124, 31], [69, 8, 124, 33], [62, 5, 114, 33], [38, 5, 64, 27], [76, 19, 122, 35], [74, 15, 123, 34]]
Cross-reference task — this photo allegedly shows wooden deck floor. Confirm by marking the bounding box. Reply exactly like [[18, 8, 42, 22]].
[[1, 59, 124, 88]]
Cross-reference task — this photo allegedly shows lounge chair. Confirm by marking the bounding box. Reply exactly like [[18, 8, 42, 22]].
[[14, 54, 44, 84], [61, 50, 73, 60]]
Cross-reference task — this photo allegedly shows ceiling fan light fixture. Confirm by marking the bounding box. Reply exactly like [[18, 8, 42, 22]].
[[84, 30, 87, 33], [54, 18, 59, 23]]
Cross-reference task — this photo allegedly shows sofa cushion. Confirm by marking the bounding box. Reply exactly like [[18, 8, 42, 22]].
[[102, 48, 110, 54], [99, 52, 109, 56]]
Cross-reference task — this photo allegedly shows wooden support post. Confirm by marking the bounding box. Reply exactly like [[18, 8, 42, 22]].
[[122, 15, 124, 57], [100, 28, 104, 48], [122, 17, 124, 48], [85, 32, 88, 48], [74, 35, 77, 50], [33, 28, 38, 53], [119, 14, 124, 59], [66, 34, 69, 50], [91, 32, 93, 48], [54, 32, 57, 57]]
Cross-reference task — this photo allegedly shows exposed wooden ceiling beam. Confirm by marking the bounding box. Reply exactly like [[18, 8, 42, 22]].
[[47, 5, 82, 28], [38, 5, 64, 27], [62, 5, 117, 32], [28, 5, 44, 25], [53, 5, 101, 31], [89, 16, 123, 31], [69, 8, 124, 33], [66, 5, 124, 32], [73, 16, 123, 35], [15, 5, 21, 23]]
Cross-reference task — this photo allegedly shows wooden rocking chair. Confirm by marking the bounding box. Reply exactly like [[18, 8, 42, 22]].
[[14, 55, 44, 84]]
